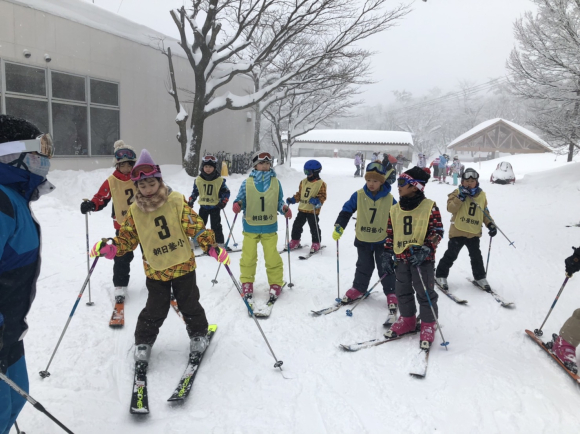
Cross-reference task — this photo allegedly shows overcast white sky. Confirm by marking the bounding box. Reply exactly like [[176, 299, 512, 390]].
[[85, 0, 536, 105]]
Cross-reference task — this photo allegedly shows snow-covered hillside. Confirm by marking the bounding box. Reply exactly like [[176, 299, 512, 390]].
[[14, 153, 580, 433]]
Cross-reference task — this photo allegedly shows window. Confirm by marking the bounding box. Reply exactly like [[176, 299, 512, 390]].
[[1, 61, 120, 157]]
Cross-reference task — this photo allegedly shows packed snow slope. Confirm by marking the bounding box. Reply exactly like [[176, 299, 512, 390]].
[[14, 153, 580, 433]]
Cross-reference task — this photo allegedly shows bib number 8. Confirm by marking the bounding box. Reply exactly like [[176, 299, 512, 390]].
[[155, 216, 171, 240], [403, 216, 413, 235]]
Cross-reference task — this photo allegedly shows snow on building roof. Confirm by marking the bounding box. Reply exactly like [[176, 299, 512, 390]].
[[448, 118, 552, 150], [5, 0, 185, 56], [295, 129, 413, 145]]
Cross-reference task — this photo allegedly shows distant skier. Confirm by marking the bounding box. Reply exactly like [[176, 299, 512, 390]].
[[434, 168, 497, 292], [286, 160, 327, 254], [332, 161, 398, 313], [395, 152, 407, 175], [429, 156, 440, 181], [354, 153, 362, 177], [438, 154, 448, 183], [417, 153, 427, 168], [0, 115, 55, 433], [450, 156, 462, 186], [384, 167, 444, 349]]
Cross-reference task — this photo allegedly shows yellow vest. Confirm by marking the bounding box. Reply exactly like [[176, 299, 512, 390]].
[[131, 191, 192, 271], [391, 199, 434, 254], [108, 175, 136, 225], [298, 178, 322, 212], [355, 189, 393, 243], [453, 190, 486, 234], [245, 177, 279, 226], [196, 176, 222, 206]]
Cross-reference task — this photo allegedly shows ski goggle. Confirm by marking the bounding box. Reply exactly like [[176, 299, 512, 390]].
[[114, 148, 136, 161], [397, 175, 426, 188], [366, 162, 386, 175], [253, 152, 272, 164], [202, 155, 217, 163], [131, 164, 160, 181], [0, 133, 54, 159], [463, 170, 479, 180]]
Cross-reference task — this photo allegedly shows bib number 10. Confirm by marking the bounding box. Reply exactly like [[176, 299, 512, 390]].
[[203, 184, 214, 196], [155, 216, 171, 240]]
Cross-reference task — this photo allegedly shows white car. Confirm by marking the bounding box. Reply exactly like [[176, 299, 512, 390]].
[[490, 161, 516, 184]]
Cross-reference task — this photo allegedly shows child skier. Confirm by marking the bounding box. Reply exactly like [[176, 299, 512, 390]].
[[80, 140, 137, 302], [450, 156, 462, 186], [548, 247, 580, 373], [232, 151, 292, 301], [384, 167, 444, 349], [90, 149, 229, 364], [286, 160, 327, 253], [188, 154, 230, 248], [435, 168, 497, 292], [429, 156, 440, 181], [438, 154, 448, 183], [332, 161, 398, 314]]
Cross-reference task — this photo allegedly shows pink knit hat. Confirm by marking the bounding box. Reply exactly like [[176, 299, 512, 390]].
[[130, 149, 162, 182]]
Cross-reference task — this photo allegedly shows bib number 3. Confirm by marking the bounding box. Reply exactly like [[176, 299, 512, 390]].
[[155, 216, 171, 240]]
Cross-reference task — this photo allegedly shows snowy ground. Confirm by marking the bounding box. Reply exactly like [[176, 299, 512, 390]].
[[14, 153, 580, 433]]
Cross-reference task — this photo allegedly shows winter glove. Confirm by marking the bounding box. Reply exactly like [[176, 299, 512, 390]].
[[332, 224, 344, 241], [283, 205, 292, 219], [286, 197, 296, 205], [487, 223, 497, 238], [565, 247, 580, 277], [381, 250, 396, 275], [409, 246, 431, 267], [308, 197, 322, 209], [187, 197, 194, 208], [217, 200, 227, 210], [0, 313, 4, 353], [80, 200, 96, 214], [232, 202, 242, 214], [457, 187, 470, 202], [90, 238, 117, 259], [209, 246, 231, 266]]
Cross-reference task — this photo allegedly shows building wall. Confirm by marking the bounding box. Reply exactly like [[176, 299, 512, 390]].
[[0, 0, 254, 171], [292, 141, 413, 160]]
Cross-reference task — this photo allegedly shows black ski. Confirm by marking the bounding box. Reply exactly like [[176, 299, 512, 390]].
[[466, 278, 514, 308], [298, 245, 327, 260], [279, 244, 307, 254], [167, 325, 217, 402], [383, 309, 397, 328], [434, 280, 468, 305], [129, 361, 149, 414], [311, 294, 367, 316], [340, 321, 421, 352]]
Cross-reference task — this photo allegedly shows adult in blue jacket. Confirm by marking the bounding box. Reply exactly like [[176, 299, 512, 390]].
[[0, 115, 55, 434]]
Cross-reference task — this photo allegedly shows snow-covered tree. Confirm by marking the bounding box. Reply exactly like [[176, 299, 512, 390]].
[[163, 0, 411, 175], [506, 0, 580, 161]]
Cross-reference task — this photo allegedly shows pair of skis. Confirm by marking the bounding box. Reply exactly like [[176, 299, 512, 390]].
[[130, 325, 217, 414], [525, 329, 580, 384], [248, 283, 287, 318], [433, 278, 514, 308]]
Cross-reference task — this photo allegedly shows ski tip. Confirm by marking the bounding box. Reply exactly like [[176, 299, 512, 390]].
[[208, 324, 218, 332]]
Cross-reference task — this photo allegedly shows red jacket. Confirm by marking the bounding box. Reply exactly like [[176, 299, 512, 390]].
[[90, 170, 132, 230]]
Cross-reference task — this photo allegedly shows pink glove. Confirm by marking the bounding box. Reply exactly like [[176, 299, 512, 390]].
[[208, 246, 231, 265], [232, 202, 242, 214], [90, 239, 117, 259], [283, 206, 292, 219]]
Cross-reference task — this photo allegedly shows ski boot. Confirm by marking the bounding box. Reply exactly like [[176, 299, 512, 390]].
[[474, 278, 491, 292], [190, 334, 210, 355], [435, 277, 448, 290], [288, 240, 301, 251], [384, 315, 416, 338], [134, 344, 152, 372], [269, 284, 283, 299], [241, 282, 253, 300], [419, 321, 436, 351], [549, 334, 578, 374], [310, 242, 321, 253], [341, 287, 364, 304], [114, 286, 127, 303], [384, 293, 398, 327]]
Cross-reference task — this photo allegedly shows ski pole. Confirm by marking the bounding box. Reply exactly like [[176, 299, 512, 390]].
[[469, 198, 515, 248], [222, 209, 238, 247], [40, 257, 100, 378], [314, 211, 322, 255], [211, 214, 238, 285], [346, 273, 388, 316], [223, 263, 284, 371], [286, 217, 294, 288], [335, 240, 341, 302], [0, 372, 74, 433], [485, 236, 492, 275], [534, 276, 570, 337], [415, 265, 449, 349], [82, 199, 94, 306], [15, 421, 25, 434]]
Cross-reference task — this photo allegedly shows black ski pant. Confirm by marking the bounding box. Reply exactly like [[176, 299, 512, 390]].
[[436, 236, 486, 280], [354, 165, 361, 177], [113, 229, 133, 287], [199, 207, 224, 244], [134, 271, 208, 345], [353, 246, 396, 295], [291, 211, 321, 243], [395, 261, 438, 323]]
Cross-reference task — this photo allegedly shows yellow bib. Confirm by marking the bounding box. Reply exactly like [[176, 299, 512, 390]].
[[131, 191, 192, 271], [196, 176, 222, 206], [298, 179, 322, 212], [245, 177, 279, 226], [454, 190, 486, 234], [108, 175, 136, 225], [355, 189, 393, 243], [391, 199, 434, 254]]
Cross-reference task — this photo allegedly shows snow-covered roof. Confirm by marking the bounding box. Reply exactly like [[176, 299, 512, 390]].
[[448, 118, 552, 150], [295, 129, 413, 145], [5, 0, 185, 56]]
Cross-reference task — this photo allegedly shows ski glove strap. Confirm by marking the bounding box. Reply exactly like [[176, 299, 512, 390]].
[[332, 225, 344, 241], [209, 246, 230, 265]]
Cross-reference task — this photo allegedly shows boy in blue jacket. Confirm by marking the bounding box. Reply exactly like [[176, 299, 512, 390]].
[[332, 161, 398, 312], [0, 115, 55, 433]]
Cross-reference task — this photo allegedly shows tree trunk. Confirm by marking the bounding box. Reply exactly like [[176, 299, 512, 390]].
[[253, 75, 261, 152], [185, 110, 205, 177], [568, 141, 575, 162]]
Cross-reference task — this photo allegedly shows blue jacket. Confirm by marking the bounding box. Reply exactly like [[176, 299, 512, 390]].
[[335, 183, 397, 249], [438, 155, 448, 168], [234, 169, 286, 234], [0, 163, 45, 370]]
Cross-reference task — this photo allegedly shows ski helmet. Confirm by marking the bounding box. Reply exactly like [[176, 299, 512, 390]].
[[304, 160, 322, 171], [462, 168, 479, 180], [252, 151, 273, 167], [113, 140, 137, 165], [201, 154, 217, 169]]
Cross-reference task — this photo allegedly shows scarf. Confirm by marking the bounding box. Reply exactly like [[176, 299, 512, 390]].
[[134, 182, 169, 213], [399, 191, 425, 211]]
